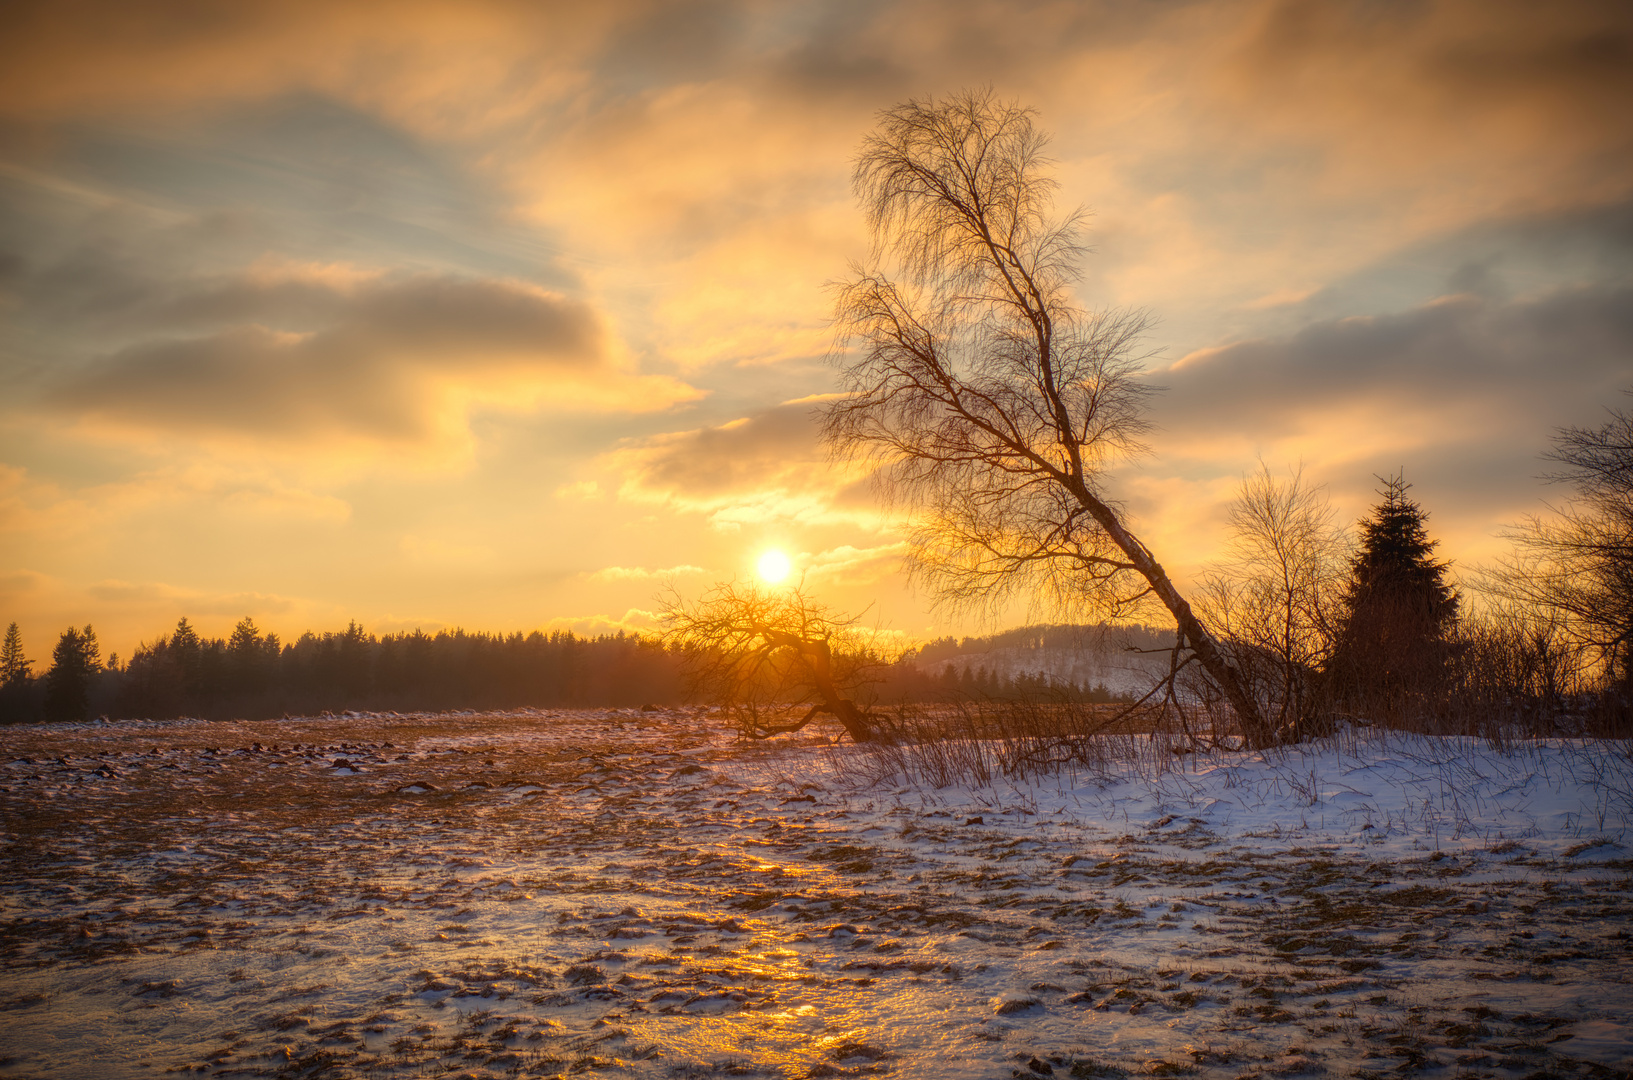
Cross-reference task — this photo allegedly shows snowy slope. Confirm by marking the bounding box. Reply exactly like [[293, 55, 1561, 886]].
[[911, 626, 1177, 697]]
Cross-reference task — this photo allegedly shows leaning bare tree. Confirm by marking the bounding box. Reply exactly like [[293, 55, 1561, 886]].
[[823, 89, 1275, 747], [660, 580, 886, 742]]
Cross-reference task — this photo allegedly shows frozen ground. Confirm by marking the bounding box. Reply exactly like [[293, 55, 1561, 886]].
[[1, 710, 1630, 1080]]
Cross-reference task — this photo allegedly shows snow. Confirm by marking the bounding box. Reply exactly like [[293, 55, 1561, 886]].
[[1, 710, 1630, 1079]]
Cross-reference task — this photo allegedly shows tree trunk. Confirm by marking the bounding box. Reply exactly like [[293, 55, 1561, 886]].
[[802, 642, 878, 743], [1073, 484, 1275, 748], [759, 626, 879, 743]]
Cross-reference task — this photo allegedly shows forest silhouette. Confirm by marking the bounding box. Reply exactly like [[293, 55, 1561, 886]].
[[0, 618, 1135, 725]]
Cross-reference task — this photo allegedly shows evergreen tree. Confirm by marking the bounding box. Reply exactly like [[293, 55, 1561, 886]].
[[44, 625, 101, 722], [228, 616, 275, 698], [228, 616, 261, 656], [1328, 475, 1458, 722], [0, 622, 36, 723], [1, 623, 30, 686], [170, 616, 202, 678]]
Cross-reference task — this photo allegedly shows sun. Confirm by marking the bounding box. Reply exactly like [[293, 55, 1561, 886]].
[[756, 549, 792, 584]]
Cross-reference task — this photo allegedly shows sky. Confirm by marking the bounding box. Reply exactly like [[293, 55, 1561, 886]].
[[1, 0, 1630, 661]]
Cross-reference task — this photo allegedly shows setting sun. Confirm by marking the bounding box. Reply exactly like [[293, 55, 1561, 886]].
[[756, 549, 792, 584]]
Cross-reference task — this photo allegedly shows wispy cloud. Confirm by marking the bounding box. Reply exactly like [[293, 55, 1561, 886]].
[[803, 542, 909, 587], [1157, 284, 1633, 452], [584, 564, 707, 583], [539, 609, 665, 638], [601, 401, 883, 530]]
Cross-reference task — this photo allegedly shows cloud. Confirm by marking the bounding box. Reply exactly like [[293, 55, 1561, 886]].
[[613, 402, 824, 500], [1220, 0, 1633, 187], [595, 397, 909, 537], [603, 400, 884, 529], [539, 608, 665, 638], [1124, 282, 1633, 579], [84, 580, 298, 618], [0, 2, 617, 123], [803, 542, 908, 587], [585, 565, 707, 583], [47, 271, 700, 448], [0, 569, 49, 601], [9, 0, 1630, 382], [1156, 284, 1633, 452]]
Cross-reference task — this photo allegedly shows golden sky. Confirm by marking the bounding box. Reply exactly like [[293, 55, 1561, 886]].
[[2, 0, 1631, 657]]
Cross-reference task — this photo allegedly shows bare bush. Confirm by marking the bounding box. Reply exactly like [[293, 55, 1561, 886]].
[[1196, 464, 1349, 742], [1481, 391, 1633, 717], [660, 581, 886, 742], [1442, 605, 1596, 740], [852, 698, 1180, 789]]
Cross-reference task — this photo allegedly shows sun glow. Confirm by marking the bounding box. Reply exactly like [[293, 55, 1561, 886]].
[[757, 549, 792, 584]]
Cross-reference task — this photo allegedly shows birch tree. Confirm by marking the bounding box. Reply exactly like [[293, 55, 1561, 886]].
[[824, 89, 1274, 745]]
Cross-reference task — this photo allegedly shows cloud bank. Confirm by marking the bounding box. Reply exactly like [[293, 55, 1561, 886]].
[[47, 271, 699, 448], [1156, 285, 1633, 464]]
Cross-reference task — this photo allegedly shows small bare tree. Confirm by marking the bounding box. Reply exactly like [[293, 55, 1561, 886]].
[[824, 89, 1274, 745], [660, 581, 885, 742], [1195, 465, 1349, 740], [1482, 391, 1633, 702]]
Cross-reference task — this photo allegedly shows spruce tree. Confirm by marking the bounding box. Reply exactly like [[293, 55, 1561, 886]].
[[1328, 475, 1458, 722], [228, 616, 275, 698], [44, 625, 101, 723], [169, 617, 204, 706], [1, 623, 29, 686]]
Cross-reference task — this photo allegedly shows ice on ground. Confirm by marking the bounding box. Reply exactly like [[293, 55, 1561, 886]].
[[1, 711, 1630, 1079]]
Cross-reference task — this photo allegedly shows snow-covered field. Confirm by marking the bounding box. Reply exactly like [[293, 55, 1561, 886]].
[[2, 710, 1630, 1079]]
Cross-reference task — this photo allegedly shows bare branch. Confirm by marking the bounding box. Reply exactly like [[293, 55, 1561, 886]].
[[1478, 389, 1633, 690], [826, 89, 1274, 746]]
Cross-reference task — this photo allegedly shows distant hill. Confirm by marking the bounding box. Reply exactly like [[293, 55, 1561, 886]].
[[905, 623, 1178, 697]]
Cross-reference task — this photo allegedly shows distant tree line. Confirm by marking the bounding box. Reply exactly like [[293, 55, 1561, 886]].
[[1, 622, 106, 726], [911, 623, 1175, 666], [874, 661, 1131, 706], [0, 615, 1128, 726], [7, 390, 1625, 736], [0, 619, 688, 724]]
